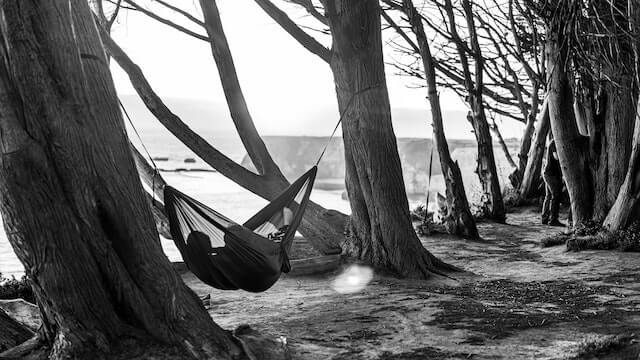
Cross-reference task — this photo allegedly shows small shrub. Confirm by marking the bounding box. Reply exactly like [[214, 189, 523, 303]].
[[615, 222, 640, 251], [572, 334, 635, 359], [573, 220, 603, 237], [502, 185, 521, 209], [410, 204, 428, 222], [565, 222, 640, 252], [0, 273, 34, 303], [540, 233, 570, 248]]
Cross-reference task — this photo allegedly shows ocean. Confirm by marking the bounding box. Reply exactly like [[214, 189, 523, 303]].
[[0, 129, 437, 277]]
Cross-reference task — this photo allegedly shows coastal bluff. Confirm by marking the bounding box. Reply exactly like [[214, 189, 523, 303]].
[[241, 136, 517, 195]]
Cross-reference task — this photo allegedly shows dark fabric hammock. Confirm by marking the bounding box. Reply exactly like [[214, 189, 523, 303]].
[[164, 166, 317, 292]]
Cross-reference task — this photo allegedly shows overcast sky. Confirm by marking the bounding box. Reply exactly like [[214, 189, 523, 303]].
[[109, 0, 524, 139]]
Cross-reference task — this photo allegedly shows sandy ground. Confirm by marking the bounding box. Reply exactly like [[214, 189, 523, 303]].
[[184, 207, 640, 359]]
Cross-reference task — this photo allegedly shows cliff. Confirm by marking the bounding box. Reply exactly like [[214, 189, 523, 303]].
[[241, 136, 518, 195]]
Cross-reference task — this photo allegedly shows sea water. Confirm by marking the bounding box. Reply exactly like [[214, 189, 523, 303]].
[[0, 130, 360, 277], [0, 127, 500, 277]]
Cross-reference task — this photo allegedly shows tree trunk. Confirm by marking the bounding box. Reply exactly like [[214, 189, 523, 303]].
[[604, 96, 640, 230], [198, 0, 280, 177], [461, 0, 506, 223], [604, 79, 637, 209], [400, 0, 479, 239], [546, 28, 593, 226], [324, 0, 456, 278], [100, 26, 344, 255], [490, 120, 517, 169], [513, 84, 540, 187], [0, 1, 244, 357], [519, 96, 549, 199]]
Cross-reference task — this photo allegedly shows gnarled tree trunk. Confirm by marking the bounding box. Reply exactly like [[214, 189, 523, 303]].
[[400, 0, 479, 239], [324, 0, 455, 278], [0, 1, 244, 357], [546, 27, 593, 226], [604, 96, 640, 230]]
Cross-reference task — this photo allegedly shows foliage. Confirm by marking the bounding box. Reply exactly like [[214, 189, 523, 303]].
[[571, 334, 636, 359], [0, 273, 34, 304], [573, 220, 603, 237], [564, 222, 640, 252], [540, 233, 569, 248], [410, 204, 428, 222]]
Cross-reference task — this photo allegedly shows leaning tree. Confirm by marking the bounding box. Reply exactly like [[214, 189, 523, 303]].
[[0, 0, 276, 358], [112, 0, 457, 277], [95, 0, 346, 256], [381, 1, 480, 239]]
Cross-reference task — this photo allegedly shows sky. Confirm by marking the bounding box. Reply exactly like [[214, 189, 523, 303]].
[[109, 0, 524, 139]]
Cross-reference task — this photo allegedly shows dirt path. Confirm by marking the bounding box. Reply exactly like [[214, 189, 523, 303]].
[[185, 207, 640, 359]]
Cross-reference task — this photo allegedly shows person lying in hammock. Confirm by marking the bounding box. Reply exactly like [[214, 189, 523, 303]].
[[267, 207, 294, 242]]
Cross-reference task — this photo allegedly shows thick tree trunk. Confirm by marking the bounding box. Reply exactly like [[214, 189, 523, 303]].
[[519, 97, 549, 199], [324, 0, 456, 278], [587, 76, 636, 223], [100, 26, 344, 255], [0, 1, 244, 357], [546, 29, 593, 226], [604, 97, 640, 230], [604, 80, 637, 208], [400, 0, 479, 239], [604, 95, 640, 231]]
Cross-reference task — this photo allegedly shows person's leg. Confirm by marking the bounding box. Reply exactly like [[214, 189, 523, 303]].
[[549, 176, 563, 226], [542, 174, 552, 224]]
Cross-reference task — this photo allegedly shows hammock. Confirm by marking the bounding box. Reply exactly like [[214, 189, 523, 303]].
[[120, 86, 370, 293], [164, 166, 317, 292]]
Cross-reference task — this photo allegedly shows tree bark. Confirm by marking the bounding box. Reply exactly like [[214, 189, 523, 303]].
[[400, 0, 479, 239], [0, 1, 244, 357], [515, 83, 541, 183], [519, 96, 549, 199], [604, 79, 637, 209], [324, 0, 456, 278], [546, 28, 593, 226], [604, 96, 640, 230], [100, 25, 344, 255]]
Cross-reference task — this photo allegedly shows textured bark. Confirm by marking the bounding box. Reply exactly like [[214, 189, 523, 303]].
[[325, 0, 455, 278], [546, 29, 593, 226], [0, 1, 243, 357], [519, 96, 549, 199], [604, 80, 637, 209], [604, 97, 640, 230], [100, 24, 344, 255], [400, 0, 479, 239]]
